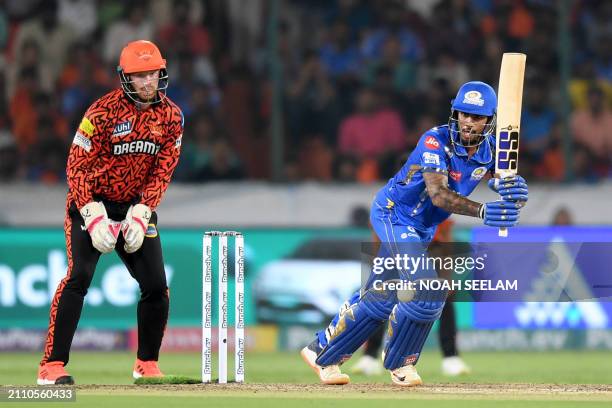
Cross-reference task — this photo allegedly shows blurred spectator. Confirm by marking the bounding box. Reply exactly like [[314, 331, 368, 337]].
[[12, 1, 74, 91], [521, 82, 557, 160], [570, 84, 612, 172], [338, 87, 406, 160], [174, 114, 215, 181], [422, 49, 469, 92], [297, 135, 334, 181], [24, 118, 67, 184], [551, 207, 574, 226], [360, 3, 423, 62], [59, 42, 111, 122], [593, 34, 612, 82], [9, 67, 39, 153], [319, 20, 361, 79], [286, 50, 339, 145], [8, 33, 57, 98], [157, 0, 211, 58], [103, 1, 153, 64], [58, 0, 97, 38], [364, 36, 418, 92], [195, 138, 244, 181]]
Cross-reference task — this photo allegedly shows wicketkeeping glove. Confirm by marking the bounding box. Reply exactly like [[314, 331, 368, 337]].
[[488, 175, 528, 202], [121, 204, 152, 253], [80, 202, 120, 253], [479, 200, 522, 228]]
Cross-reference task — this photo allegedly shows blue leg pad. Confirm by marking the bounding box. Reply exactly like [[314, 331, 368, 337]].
[[383, 280, 448, 370], [316, 288, 395, 366]]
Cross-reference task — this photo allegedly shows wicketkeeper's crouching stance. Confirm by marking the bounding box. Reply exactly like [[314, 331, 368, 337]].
[[37, 40, 184, 385], [301, 81, 529, 386]]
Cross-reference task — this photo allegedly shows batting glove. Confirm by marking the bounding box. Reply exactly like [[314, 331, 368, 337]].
[[488, 175, 528, 202], [479, 200, 522, 228], [122, 204, 151, 253], [80, 202, 120, 253]]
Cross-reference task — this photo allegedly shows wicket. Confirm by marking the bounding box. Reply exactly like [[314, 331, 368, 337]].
[[202, 231, 245, 384]]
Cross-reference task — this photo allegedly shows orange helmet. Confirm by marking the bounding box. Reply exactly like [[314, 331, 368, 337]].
[[119, 40, 166, 74], [117, 40, 168, 105]]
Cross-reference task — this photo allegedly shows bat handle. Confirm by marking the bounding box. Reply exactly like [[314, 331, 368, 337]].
[[494, 177, 509, 238]]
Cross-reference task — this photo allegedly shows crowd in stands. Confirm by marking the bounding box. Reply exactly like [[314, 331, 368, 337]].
[[0, 0, 610, 184]]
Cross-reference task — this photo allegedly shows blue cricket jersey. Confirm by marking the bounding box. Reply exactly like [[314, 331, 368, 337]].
[[377, 125, 495, 234]]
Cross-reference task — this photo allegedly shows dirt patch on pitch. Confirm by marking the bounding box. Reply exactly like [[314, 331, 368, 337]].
[[77, 382, 612, 397]]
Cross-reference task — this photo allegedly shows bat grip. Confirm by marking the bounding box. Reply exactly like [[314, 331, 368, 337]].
[[494, 177, 509, 238]]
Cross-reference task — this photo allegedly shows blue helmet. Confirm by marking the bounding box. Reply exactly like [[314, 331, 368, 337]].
[[449, 81, 497, 148]]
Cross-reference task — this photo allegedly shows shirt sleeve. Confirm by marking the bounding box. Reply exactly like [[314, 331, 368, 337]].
[[416, 132, 447, 174], [66, 102, 106, 210], [140, 105, 184, 210]]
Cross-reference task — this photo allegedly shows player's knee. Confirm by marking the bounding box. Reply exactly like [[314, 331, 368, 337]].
[[140, 282, 168, 301], [395, 279, 449, 322], [360, 286, 397, 319]]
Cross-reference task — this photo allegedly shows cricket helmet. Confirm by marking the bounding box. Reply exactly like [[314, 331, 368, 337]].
[[448, 81, 497, 148], [117, 40, 168, 105]]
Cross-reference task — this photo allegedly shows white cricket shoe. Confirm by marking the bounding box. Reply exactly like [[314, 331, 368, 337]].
[[351, 355, 383, 376], [300, 343, 350, 385], [441, 356, 471, 376], [389, 364, 423, 386]]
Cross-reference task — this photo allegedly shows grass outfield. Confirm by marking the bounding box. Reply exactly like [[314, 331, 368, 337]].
[[1, 351, 611, 407]]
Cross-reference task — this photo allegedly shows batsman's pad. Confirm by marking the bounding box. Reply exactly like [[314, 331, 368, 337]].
[[315, 288, 396, 366], [383, 280, 448, 370]]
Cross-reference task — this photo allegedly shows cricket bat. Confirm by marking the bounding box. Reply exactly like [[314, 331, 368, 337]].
[[495, 53, 526, 237]]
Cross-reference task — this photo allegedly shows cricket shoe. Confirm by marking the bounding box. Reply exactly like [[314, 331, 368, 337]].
[[441, 356, 471, 376], [389, 364, 423, 386], [37, 361, 74, 385], [300, 340, 350, 385], [351, 354, 383, 376], [132, 359, 164, 379]]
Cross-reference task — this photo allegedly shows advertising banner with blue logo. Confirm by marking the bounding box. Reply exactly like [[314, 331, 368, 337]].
[[471, 227, 612, 330]]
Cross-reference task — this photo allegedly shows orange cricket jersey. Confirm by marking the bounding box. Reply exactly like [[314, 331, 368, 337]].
[[67, 89, 183, 210]]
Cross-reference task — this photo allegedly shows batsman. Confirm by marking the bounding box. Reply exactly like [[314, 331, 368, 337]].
[[302, 81, 529, 386], [37, 40, 183, 385]]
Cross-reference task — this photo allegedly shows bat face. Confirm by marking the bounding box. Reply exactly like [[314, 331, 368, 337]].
[[495, 53, 526, 178], [496, 127, 520, 173]]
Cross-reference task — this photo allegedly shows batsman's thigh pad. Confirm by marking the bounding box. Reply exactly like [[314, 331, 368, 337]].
[[316, 288, 396, 366], [383, 279, 448, 370]]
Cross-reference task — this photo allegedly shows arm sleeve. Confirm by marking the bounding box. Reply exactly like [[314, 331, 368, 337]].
[[140, 106, 184, 210], [416, 133, 448, 174], [66, 104, 105, 210]]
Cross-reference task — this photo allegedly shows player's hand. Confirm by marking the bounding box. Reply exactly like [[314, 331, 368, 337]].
[[80, 202, 119, 253], [488, 175, 528, 203], [479, 200, 521, 227], [122, 204, 152, 253]]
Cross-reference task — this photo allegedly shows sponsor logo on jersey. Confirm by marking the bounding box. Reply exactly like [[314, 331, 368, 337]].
[[449, 170, 462, 181], [422, 152, 440, 166], [73, 131, 92, 151], [424, 136, 440, 150], [175, 134, 182, 149], [112, 121, 132, 137], [463, 90, 484, 106], [112, 140, 161, 156], [470, 166, 487, 180], [78, 117, 95, 137], [149, 123, 163, 136]]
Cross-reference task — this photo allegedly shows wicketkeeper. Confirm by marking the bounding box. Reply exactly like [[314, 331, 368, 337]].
[[37, 40, 183, 385]]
